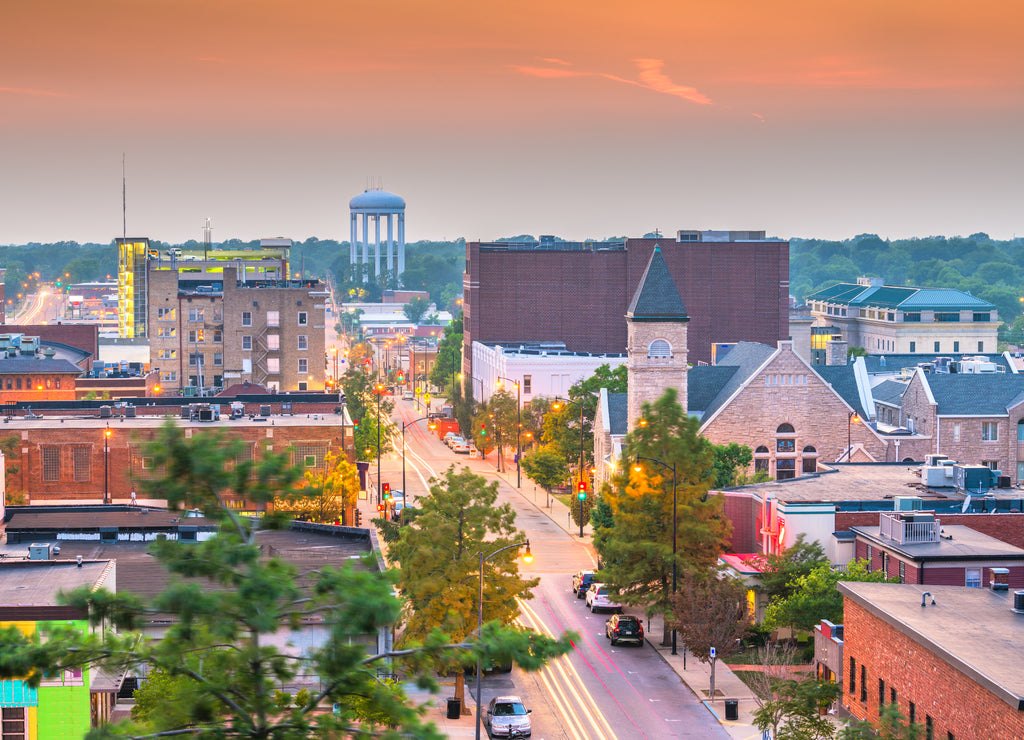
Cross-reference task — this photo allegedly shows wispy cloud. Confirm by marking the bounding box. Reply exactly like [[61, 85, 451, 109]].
[[541, 58, 573, 66], [0, 86, 66, 97], [512, 58, 712, 106]]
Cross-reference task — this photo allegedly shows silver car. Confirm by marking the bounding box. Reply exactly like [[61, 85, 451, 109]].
[[486, 695, 531, 737]]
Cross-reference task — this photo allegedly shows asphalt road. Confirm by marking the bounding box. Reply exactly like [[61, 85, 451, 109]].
[[388, 398, 729, 740]]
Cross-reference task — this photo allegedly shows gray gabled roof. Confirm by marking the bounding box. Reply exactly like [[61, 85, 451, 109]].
[[687, 365, 739, 416], [871, 379, 909, 406], [692, 342, 776, 422], [606, 393, 629, 436], [924, 374, 1024, 416], [0, 358, 82, 375], [815, 365, 870, 418], [625, 246, 688, 322]]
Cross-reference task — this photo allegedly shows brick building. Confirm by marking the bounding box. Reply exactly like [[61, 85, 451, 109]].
[[2, 411, 352, 504], [148, 266, 327, 394], [462, 231, 789, 381], [839, 582, 1024, 740]]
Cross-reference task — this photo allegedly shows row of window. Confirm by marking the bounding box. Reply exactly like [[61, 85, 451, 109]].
[[907, 341, 985, 353], [848, 658, 948, 739], [158, 331, 310, 350], [817, 301, 991, 326], [157, 308, 311, 327], [2, 377, 61, 390], [241, 310, 308, 327]]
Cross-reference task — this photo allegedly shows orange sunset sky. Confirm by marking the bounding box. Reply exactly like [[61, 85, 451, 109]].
[[2, 0, 1022, 244]]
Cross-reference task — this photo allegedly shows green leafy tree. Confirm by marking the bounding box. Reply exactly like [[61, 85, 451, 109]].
[[753, 673, 841, 740], [429, 314, 462, 394], [758, 534, 830, 602], [0, 434, 24, 504], [765, 559, 897, 632], [520, 446, 570, 496], [473, 389, 517, 473], [402, 296, 430, 324], [543, 364, 627, 473], [839, 703, 923, 740], [669, 572, 750, 663], [712, 442, 753, 488], [340, 367, 394, 462], [275, 451, 360, 524], [596, 388, 732, 643], [0, 422, 510, 738], [389, 465, 564, 707]]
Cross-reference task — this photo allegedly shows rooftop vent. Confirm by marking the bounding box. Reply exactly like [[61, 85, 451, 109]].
[[991, 568, 1010, 591]]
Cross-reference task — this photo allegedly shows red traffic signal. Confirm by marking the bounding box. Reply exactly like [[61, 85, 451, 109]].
[[382, 483, 391, 500], [480, 424, 487, 437], [377, 503, 385, 513], [577, 481, 587, 501]]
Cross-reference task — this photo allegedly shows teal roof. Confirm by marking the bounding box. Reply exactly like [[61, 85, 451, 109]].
[[807, 283, 995, 312]]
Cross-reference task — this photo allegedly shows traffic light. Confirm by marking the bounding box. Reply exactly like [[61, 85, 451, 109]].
[[398, 372, 405, 383], [377, 503, 385, 514], [577, 481, 587, 501], [382, 483, 391, 501], [355, 510, 363, 526], [480, 423, 487, 437], [353, 419, 360, 431]]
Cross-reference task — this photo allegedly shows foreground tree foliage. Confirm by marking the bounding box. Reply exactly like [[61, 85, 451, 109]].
[[0, 424, 567, 739], [388, 466, 569, 707], [669, 572, 750, 664], [596, 388, 732, 643], [274, 450, 360, 524]]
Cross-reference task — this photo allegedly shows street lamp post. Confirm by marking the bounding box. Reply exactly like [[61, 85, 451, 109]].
[[497, 377, 521, 488], [847, 410, 860, 462], [475, 540, 533, 740], [634, 455, 678, 655], [375, 383, 385, 504], [103, 424, 112, 504], [553, 398, 588, 536], [401, 416, 436, 525]]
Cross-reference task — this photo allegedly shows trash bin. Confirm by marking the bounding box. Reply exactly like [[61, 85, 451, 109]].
[[446, 698, 461, 719], [724, 699, 739, 721]]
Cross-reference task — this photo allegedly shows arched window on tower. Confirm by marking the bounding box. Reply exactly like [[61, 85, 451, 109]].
[[647, 339, 672, 358], [802, 445, 818, 474], [776, 423, 796, 453], [754, 445, 770, 474]]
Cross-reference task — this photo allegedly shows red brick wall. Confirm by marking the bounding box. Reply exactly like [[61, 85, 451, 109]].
[[464, 237, 789, 373], [843, 597, 1024, 740], [721, 492, 760, 552]]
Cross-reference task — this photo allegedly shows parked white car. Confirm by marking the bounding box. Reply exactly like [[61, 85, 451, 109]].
[[585, 584, 621, 613], [452, 440, 471, 454], [486, 695, 532, 738]]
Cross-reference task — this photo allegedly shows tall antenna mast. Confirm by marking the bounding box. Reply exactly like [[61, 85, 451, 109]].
[[203, 217, 213, 260], [122, 153, 127, 240]]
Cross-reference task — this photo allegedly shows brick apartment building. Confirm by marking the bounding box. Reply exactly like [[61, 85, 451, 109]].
[[148, 266, 327, 394], [462, 230, 789, 381], [839, 582, 1024, 740]]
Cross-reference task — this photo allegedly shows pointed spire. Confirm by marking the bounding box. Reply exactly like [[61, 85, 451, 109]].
[[626, 246, 688, 321]]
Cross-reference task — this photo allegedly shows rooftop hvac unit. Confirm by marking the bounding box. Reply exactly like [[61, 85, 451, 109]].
[[894, 496, 923, 511], [28, 543, 52, 560], [1013, 591, 1024, 614], [923, 466, 954, 487], [124, 406, 136, 418], [924, 454, 949, 467], [954, 464, 996, 493], [99, 405, 112, 418]]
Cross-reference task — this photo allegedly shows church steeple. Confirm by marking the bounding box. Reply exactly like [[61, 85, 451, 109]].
[[625, 246, 689, 430]]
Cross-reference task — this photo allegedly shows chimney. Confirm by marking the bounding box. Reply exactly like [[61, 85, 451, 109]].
[[990, 567, 1010, 591], [826, 339, 848, 366]]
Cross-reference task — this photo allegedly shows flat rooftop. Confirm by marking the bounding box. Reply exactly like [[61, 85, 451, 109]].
[[838, 582, 1024, 710], [0, 560, 109, 605], [852, 523, 1024, 560], [733, 463, 1024, 507], [0, 413, 346, 431]]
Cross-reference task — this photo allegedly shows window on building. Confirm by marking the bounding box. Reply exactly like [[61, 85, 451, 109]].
[[909, 341, 916, 353], [42, 447, 60, 482], [1018, 420, 1024, 442], [523, 375, 532, 394], [297, 335, 308, 351], [648, 339, 672, 358], [982, 460, 998, 470], [267, 334, 280, 351], [267, 358, 280, 374], [242, 336, 252, 351], [860, 665, 867, 702], [934, 312, 958, 322], [982, 422, 998, 441], [953, 422, 961, 442], [904, 312, 921, 322], [298, 381, 307, 391], [849, 657, 856, 694], [157, 307, 176, 320], [776, 459, 796, 480], [160, 371, 177, 382], [754, 445, 769, 474], [925, 716, 933, 740], [934, 341, 940, 352], [965, 568, 981, 588], [878, 679, 885, 712], [0, 707, 27, 739], [54, 378, 60, 389], [865, 544, 872, 571], [158, 327, 176, 338], [899, 561, 906, 583], [890, 687, 897, 705], [298, 358, 308, 374], [213, 353, 223, 367], [909, 701, 916, 724], [189, 353, 203, 367], [298, 311, 308, 326], [802, 446, 818, 473], [882, 552, 889, 577], [212, 307, 223, 322], [978, 341, 984, 352], [267, 311, 280, 327], [188, 307, 204, 322], [973, 312, 990, 322], [242, 311, 252, 326], [73, 446, 91, 482], [953, 341, 959, 352], [188, 329, 205, 343], [158, 349, 177, 360], [213, 329, 223, 343]]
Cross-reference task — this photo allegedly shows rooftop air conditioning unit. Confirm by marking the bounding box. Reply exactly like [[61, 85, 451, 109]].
[[28, 543, 52, 560], [894, 496, 923, 512]]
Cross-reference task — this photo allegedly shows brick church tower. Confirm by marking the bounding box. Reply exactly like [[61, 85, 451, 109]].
[[625, 246, 689, 432]]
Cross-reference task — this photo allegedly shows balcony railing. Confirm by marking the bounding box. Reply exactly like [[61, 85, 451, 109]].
[[879, 512, 939, 544]]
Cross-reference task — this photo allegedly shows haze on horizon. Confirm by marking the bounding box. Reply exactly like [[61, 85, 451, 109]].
[[2, 1, 1022, 246]]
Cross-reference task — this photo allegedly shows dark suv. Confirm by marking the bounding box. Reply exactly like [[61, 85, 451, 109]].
[[605, 614, 644, 646], [572, 570, 598, 599]]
